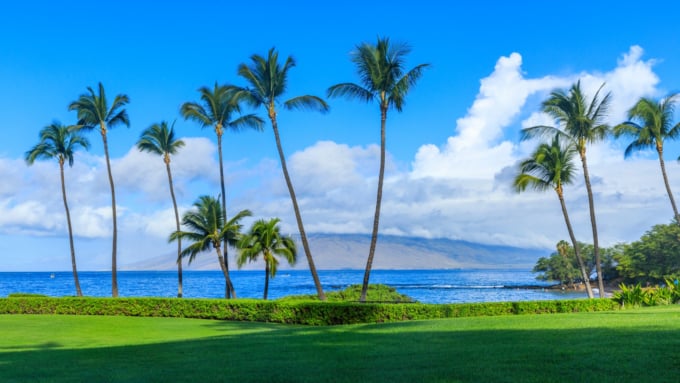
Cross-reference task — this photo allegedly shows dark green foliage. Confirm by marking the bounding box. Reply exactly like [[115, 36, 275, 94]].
[[0, 296, 619, 325], [533, 241, 621, 285], [615, 222, 680, 284], [7, 293, 48, 298], [281, 284, 414, 303]]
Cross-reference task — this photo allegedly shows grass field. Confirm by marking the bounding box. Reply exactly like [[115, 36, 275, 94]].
[[2, 306, 680, 382]]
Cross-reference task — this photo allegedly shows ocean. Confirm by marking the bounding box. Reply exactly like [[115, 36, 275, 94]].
[[0, 269, 586, 303]]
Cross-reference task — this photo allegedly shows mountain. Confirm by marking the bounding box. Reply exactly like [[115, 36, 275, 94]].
[[122, 233, 548, 271]]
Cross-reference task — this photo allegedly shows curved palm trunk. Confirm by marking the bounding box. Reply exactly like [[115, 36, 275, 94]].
[[165, 159, 182, 298], [656, 144, 680, 224], [214, 246, 235, 294], [579, 149, 604, 298], [100, 125, 118, 298], [60, 160, 82, 297], [360, 107, 387, 302], [268, 108, 326, 301], [556, 186, 594, 298], [216, 130, 236, 299], [264, 261, 270, 300]]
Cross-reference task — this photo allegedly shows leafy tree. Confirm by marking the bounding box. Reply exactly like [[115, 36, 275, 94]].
[[180, 84, 263, 298], [136, 121, 185, 298], [613, 94, 680, 223], [236, 48, 328, 300], [615, 222, 680, 284], [237, 218, 297, 300], [25, 122, 90, 297], [533, 241, 580, 288], [522, 81, 611, 297], [514, 136, 594, 297], [169, 196, 251, 296], [68, 83, 129, 297], [327, 37, 429, 302]]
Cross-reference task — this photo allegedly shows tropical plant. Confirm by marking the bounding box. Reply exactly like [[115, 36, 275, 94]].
[[236, 218, 297, 300], [25, 122, 90, 297], [613, 93, 680, 223], [169, 196, 251, 297], [522, 80, 611, 297], [180, 83, 264, 298], [327, 37, 429, 302], [236, 47, 328, 300], [136, 121, 185, 298], [514, 136, 594, 297], [68, 83, 129, 297]]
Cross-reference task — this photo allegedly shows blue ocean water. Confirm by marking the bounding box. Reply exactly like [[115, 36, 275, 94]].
[[0, 269, 586, 303]]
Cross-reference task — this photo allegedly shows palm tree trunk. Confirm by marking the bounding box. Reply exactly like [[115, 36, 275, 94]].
[[60, 160, 82, 297], [165, 160, 182, 298], [216, 131, 235, 299], [579, 149, 605, 298], [656, 145, 680, 224], [215, 247, 235, 295], [100, 126, 118, 298], [556, 187, 594, 298], [264, 261, 270, 300], [360, 107, 387, 302], [268, 110, 326, 301]]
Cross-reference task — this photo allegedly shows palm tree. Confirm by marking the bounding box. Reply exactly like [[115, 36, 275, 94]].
[[180, 83, 264, 298], [613, 93, 680, 223], [25, 122, 90, 297], [236, 47, 329, 300], [522, 80, 611, 298], [327, 37, 429, 302], [169, 196, 251, 296], [514, 136, 594, 298], [68, 83, 129, 297], [136, 121, 185, 298], [236, 218, 297, 300]]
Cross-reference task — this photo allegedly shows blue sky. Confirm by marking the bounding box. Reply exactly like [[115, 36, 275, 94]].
[[2, 1, 680, 271]]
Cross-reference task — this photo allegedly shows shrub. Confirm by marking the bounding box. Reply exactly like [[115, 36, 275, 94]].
[[0, 296, 619, 325]]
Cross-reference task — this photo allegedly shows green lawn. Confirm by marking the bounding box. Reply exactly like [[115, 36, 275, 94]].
[[2, 306, 680, 382]]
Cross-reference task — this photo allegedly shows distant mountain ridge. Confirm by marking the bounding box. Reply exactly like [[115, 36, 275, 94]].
[[123, 233, 548, 271]]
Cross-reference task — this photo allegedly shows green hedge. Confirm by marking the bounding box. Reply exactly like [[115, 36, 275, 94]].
[[0, 297, 620, 325]]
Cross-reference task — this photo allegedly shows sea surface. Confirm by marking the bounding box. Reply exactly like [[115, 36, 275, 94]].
[[0, 269, 586, 304]]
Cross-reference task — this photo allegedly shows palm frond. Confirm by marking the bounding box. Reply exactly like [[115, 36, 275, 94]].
[[283, 95, 330, 113]]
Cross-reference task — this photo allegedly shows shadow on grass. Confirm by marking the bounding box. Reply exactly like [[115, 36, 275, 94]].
[[2, 320, 680, 383]]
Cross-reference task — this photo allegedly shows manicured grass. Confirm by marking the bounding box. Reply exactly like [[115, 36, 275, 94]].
[[2, 306, 680, 382]]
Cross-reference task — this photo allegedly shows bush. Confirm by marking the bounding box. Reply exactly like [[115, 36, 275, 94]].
[[613, 281, 680, 307], [280, 284, 415, 303], [0, 296, 620, 325]]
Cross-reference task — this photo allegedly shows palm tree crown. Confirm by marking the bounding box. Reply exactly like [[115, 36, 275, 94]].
[[514, 136, 578, 193], [68, 82, 130, 134], [237, 48, 330, 115], [26, 123, 90, 167], [137, 121, 185, 161], [170, 196, 251, 265]]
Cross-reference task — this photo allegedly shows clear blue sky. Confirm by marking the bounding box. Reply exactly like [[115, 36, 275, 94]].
[[1, 0, 680, 271]]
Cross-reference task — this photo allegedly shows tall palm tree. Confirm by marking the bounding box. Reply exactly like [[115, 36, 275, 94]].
[[327, 37, 429, 302], [25, 122, 90, 297], [514, 136, 594, 298], [613, 93, 680, 223], [236, 218, 297, 300], [180, 83, 264, 298], [236, 47, 329, 301], [136, 121, 185, 298], [169, 195, 251, 295], [68, 82, 129, 297], [522, 80, 611, 298]]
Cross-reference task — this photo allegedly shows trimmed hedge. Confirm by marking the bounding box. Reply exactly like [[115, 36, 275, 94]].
[[0, 296, 620, 325]]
